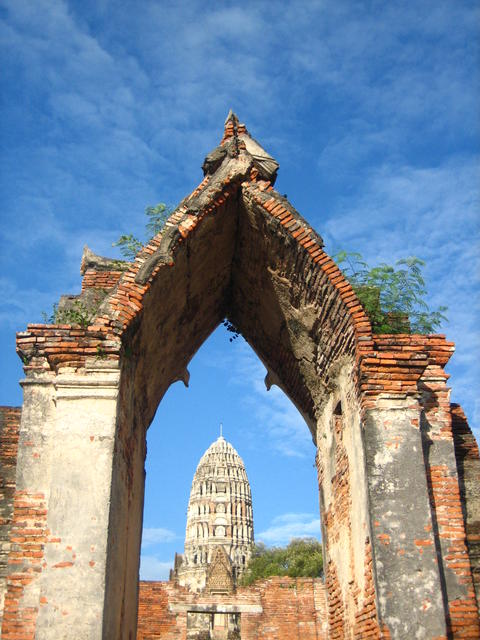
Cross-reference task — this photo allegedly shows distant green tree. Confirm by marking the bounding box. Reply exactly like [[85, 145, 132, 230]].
[[240, 538, 323, 586], [113, 202, 173, 259], [334, 251, 447, 334]]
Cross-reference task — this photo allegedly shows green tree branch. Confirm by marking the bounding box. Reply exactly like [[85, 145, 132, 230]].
[[334, 252, 447, 334], [113, 202, 173, 259]]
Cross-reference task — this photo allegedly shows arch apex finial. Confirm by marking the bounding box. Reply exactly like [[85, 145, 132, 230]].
[[224, 109, 239, 126]]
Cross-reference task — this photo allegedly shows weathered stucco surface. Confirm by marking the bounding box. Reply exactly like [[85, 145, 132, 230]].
[[1, 366, 121, 639], [364, 395, 446, 638], [1, 113, 479, 639]]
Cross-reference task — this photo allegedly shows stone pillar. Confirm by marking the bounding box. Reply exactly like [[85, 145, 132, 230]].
[[363, 394, 448, 639], [419, 368, 480, 637], [1, 363, 121, 640], [315, 382, 381, 639], [0, 406, 21, 631], [452, 404, 480, 607]]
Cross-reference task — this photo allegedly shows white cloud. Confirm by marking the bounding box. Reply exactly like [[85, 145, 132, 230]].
[[139, 526, 177, 581], [139, 555, 172, 581], [141, 527, 178, 547], [0, 277, 57, 330], [257, 513, 321, 546]]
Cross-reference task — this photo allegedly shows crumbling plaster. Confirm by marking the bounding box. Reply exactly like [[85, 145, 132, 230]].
[[316, 362, 370, 618], [364, 394, 447, 638]]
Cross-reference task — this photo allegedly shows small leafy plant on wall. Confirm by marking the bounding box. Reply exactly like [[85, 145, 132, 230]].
[[334, 251, 447, 334], [41, 287, 108, 329], [112, 202, 173, 259], [42, 299, 100, 329]]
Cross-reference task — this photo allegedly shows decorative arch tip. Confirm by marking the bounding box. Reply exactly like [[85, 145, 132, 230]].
[[80, 244, 129, 275], [199, 111, 280, 184], [224, 109, 240, 127]]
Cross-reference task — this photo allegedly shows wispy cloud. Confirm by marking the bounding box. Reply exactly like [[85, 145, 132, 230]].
[[141, 527, 178, 548], [0, 277, 57, 330], [139, 527, 178, 580], [257, 513, 321, 546], [139, 555, 172, 581], [201, 341, 314, 458]]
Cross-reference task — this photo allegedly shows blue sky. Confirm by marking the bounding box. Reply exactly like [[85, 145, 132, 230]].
[[1, 1, 478, 580]]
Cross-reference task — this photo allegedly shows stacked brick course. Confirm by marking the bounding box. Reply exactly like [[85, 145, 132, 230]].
[[0, 407, 21, 631], [1, 490, 49, 639], [136, 577, 328, 640], [16, 324, 120, 372], [360, 334, 454, 406], [81, 269, 125, 291]]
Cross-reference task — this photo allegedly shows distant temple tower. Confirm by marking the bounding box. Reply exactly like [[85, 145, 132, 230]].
[[172, 434, 254, 592]]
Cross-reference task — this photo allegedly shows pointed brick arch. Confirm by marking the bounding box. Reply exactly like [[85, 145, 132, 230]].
[[3, 115, 479, 639], [86, 113, 373, 432]]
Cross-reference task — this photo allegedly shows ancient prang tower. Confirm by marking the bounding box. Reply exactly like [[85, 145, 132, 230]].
[[0, 112, 479, 639], [172, 434, 254, 592]]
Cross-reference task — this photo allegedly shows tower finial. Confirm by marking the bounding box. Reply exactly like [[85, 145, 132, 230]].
[[220, 422, 223, 438], [224, 109, 239, 126]]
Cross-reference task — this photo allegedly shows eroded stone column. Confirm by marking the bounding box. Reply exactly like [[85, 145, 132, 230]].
[[0, 406, 21, 632], [363, 393, 448, 639], [315, 367, 383, 639], [420, 367, 480, 637], [452, 404, 480, 608], [1, 363, 121, 640]]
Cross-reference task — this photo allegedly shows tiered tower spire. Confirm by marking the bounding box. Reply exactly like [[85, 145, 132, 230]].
[[173, 435, 254, 592]]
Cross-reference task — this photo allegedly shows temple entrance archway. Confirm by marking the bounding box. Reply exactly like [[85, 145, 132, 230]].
[[138, 325, 322, 579], [3, 114, 479, 639]]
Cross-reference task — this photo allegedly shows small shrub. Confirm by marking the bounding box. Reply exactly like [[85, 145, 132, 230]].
[[113, 202, 173, 260], [334, 251, 447, 334]]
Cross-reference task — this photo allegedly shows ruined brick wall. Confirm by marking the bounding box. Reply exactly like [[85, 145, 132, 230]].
[[137, 581, 179, 638], [79, 245, 128, 293], [315, 376, 384, 640], [7, 113, 480, 638], [418, 366, 480, 637], [452, 403, 480, 607], [136, 577, 328, 640], [0, 407, 21, 629], [81, 268, 124, 291]]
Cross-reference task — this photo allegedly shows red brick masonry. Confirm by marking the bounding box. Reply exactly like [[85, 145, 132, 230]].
[[0, 407, 21, 627], [137, 577, 328, 639]]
